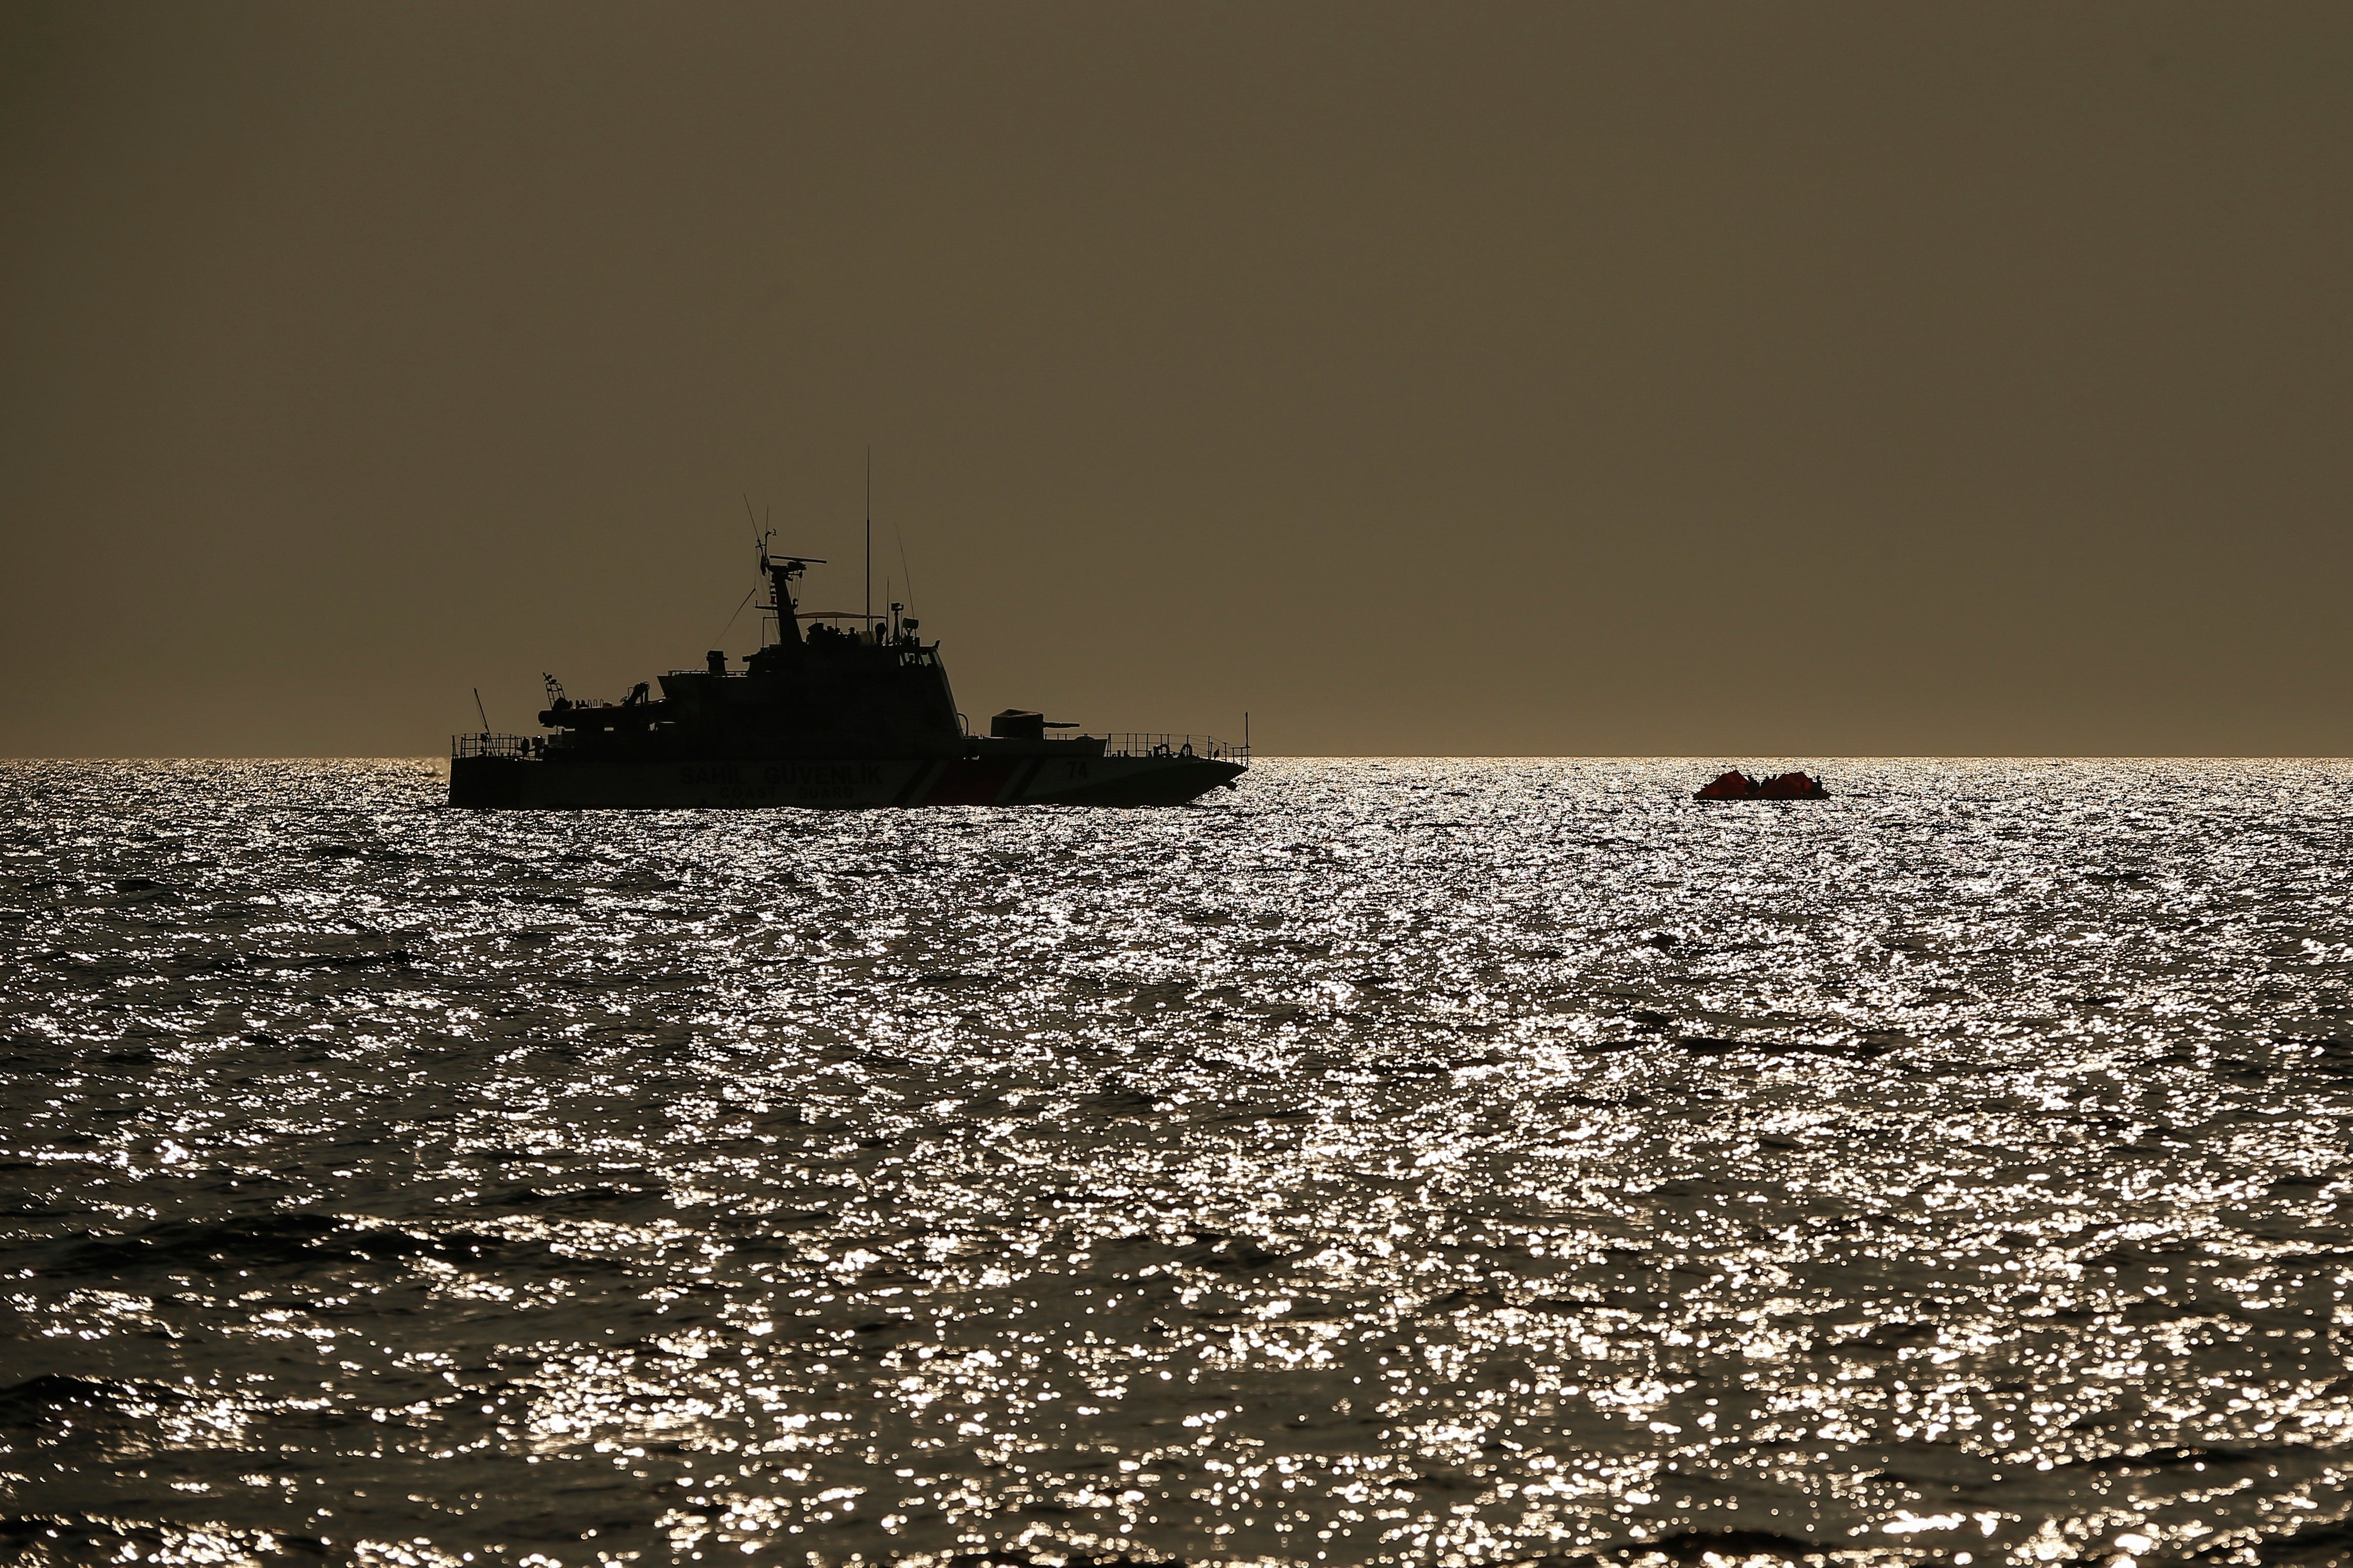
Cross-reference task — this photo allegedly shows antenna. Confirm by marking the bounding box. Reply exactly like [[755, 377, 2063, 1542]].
[[474, 688, 491, 734], [864, 447, 873, 638], [895, 526, 916, 612]]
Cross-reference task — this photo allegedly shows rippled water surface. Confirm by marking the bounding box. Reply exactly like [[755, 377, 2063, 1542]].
[[6, 759, 2353, 1568]]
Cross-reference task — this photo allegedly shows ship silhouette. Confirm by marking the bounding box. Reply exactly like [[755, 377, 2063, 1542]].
[[449, 539, 1248, 808]]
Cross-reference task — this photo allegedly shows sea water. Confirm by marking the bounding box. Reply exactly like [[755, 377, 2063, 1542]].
[[3, 759, 2350, 1566]]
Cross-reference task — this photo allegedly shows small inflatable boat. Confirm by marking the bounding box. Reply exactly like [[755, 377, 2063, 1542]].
[[1694, 769, 1829, 801]]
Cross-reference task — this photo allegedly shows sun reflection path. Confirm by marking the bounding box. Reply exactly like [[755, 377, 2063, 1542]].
[[2, 759, 2351, 1566]]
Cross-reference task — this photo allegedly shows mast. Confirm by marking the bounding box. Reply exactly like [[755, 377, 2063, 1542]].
[[864, 447, 873, 639], [759, 536, 815, 651]]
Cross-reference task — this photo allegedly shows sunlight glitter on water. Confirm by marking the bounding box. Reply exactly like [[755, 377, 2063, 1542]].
[[3, 759, 2352, 1566]]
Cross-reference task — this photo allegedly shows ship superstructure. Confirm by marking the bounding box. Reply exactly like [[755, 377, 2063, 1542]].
[[449, 539, 1247, 808]]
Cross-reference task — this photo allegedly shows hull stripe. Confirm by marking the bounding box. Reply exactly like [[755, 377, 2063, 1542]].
[[917, 759, 1020, 806], [890, 763, 940, 807]]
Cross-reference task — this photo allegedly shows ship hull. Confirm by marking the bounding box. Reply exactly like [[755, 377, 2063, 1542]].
[[448, 752, 1243, 809]]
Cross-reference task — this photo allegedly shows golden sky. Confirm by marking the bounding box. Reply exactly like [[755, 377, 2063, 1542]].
[[3, 3, 2348, 755]]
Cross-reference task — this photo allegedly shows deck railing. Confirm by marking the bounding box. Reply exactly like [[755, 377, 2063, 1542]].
[[453, 731, 1246, 764], [451, 734, 536, 759], [1099, 733, 1249, 764]]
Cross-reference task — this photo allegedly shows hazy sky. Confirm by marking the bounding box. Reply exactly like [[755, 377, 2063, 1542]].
[[3, 3, 2348, 757]]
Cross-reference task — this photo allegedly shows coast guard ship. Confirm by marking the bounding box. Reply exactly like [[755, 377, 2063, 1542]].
[[449, 539, 1248, 809]]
